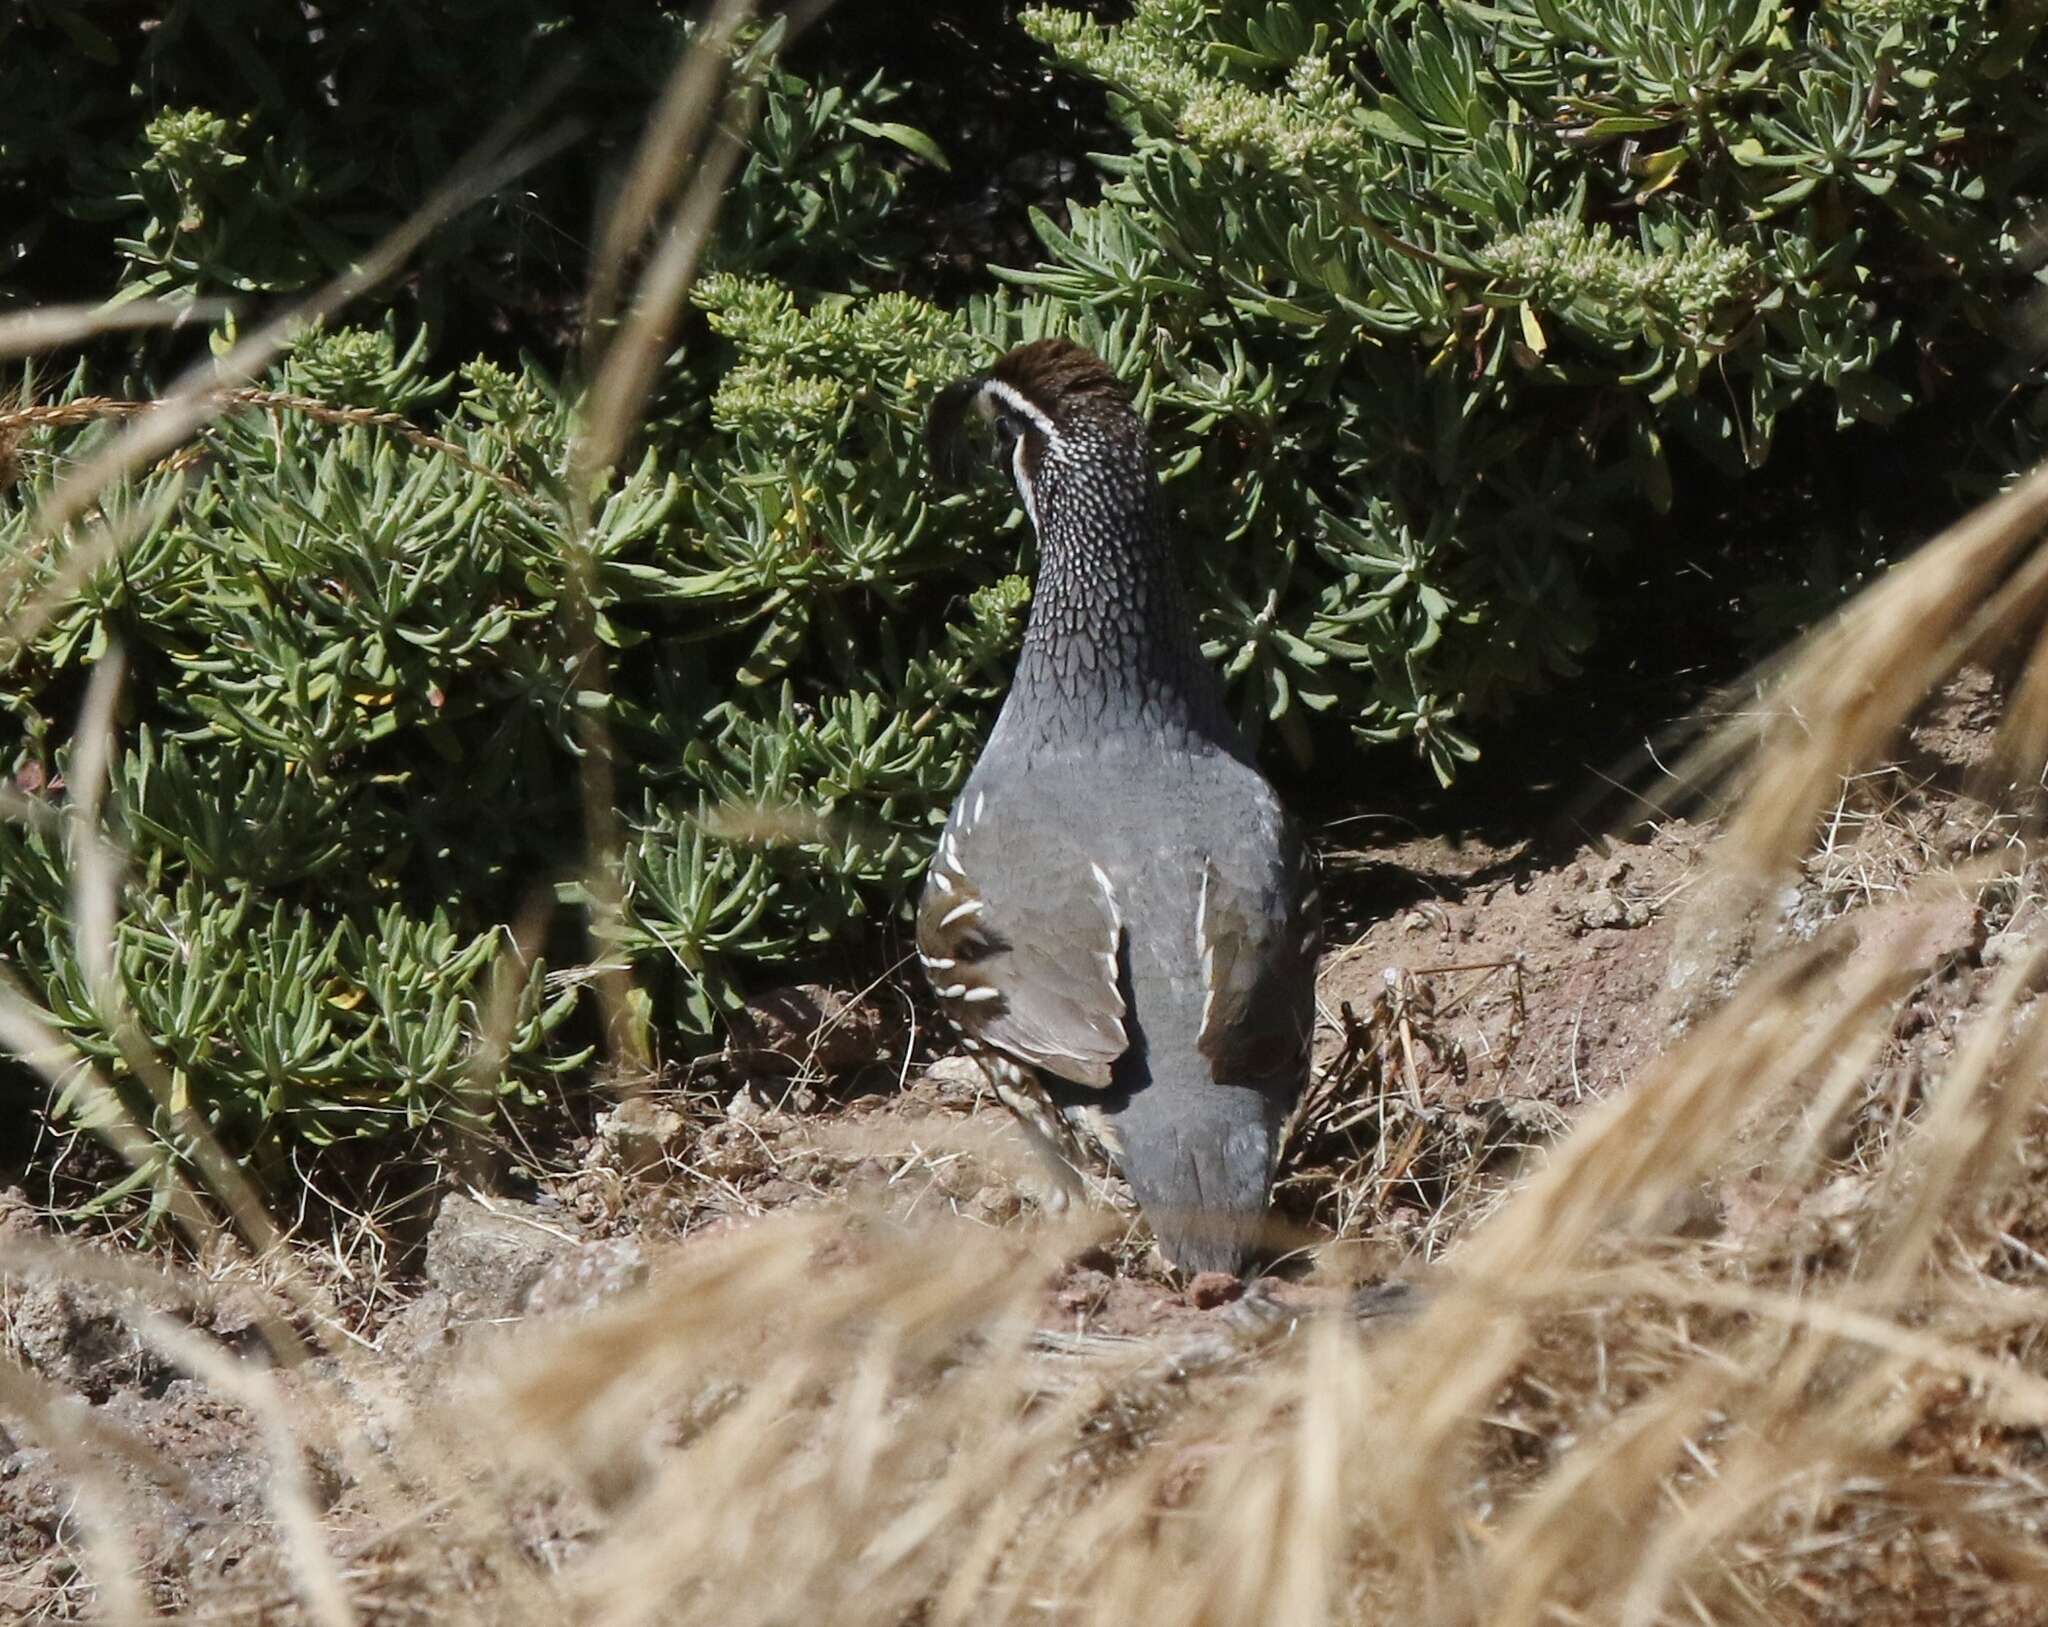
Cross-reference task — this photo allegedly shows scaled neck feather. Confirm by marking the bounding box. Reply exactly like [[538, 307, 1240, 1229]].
[[1003, 422, 1232, 753]]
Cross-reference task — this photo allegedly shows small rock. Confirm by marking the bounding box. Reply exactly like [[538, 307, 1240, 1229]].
[[731, 984, 884, 1074], [524, 1237, 649, 1319], [597, 1096, 685, 1173], [1982, 927, 2042, 971], [1156, 1441, 1223, 1507], [1981, 928, 2048, 996], [377, 1288, 455, 1370], [1658, 890, 1769, 1038], [750, 1177, 810, 1211], [423, 1194, 578, 1322], [1055, 1266, 1114, 1313]]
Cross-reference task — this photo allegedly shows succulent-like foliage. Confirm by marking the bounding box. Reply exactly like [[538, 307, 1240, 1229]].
[[1015, 0, 2048, 776]]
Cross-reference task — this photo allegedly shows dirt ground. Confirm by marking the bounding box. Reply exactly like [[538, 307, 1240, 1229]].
[[0, 671, 2038, 1619]]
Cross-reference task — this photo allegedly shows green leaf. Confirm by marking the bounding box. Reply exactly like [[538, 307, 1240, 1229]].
[[845, 118, 951, 171]]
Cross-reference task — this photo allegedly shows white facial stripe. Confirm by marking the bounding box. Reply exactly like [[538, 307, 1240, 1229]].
[[1011, 433, 1040, 531], [977, 378, 1062, 447]]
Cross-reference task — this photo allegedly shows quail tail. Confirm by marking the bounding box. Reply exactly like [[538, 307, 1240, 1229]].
[[1106, 1077, 1288, 1276]]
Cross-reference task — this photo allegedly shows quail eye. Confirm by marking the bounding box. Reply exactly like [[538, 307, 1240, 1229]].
[[992, 411, 1024, 448]]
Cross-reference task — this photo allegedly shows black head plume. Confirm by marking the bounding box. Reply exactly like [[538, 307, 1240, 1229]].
[[925, 339, 1136, 494]]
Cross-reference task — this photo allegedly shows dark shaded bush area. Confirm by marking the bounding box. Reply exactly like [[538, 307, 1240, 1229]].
[[0, 1, 1125, 351]]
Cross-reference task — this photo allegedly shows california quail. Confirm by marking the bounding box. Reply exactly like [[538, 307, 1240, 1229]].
[[921, 338, 1320, 1276]]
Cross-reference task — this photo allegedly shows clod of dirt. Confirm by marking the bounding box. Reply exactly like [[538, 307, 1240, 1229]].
[[1843, 890, 1982, 979], [0, 1187, 34, 1233], [1185, 1272, 1242, 1310], [731, 984, 885, 1074], [1565, 858, 1655, 933], [1576, 888, 1652, 932]]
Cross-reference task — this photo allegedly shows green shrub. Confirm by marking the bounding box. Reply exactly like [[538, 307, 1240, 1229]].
[[1005, 0, 2047, 776], [0, 10, 955, 1175]]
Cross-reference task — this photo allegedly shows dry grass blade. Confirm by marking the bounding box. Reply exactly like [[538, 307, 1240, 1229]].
[[572, 111, 753, 489], [578, 0, 831, 458], [452, 891, 560, 1191], [556, 9, 806, 1077], [0, 298, 233, 360], [0, 1357, 152, 1622], [582, 0, 756, 350], [0, 388, 531, 494], [64, 647, 297, 1275], [1674, 457, 2048, 878]]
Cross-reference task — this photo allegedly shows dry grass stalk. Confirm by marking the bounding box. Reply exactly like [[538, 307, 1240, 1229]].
[[0, 388, 529, 495], [63, 649, 273, 1250], [581, 0, 758, 358], [0, 299, 232, 362], [555, 3, 808, 1082]]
